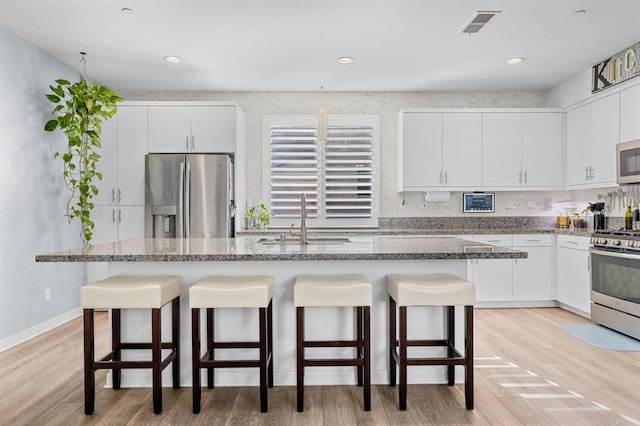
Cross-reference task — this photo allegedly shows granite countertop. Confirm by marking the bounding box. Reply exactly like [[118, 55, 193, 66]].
[[35, 236, 526, 263], [238, 228, 593, 237]]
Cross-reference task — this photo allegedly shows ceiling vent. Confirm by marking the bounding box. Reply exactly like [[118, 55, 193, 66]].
[[461, 11, 501, 34]]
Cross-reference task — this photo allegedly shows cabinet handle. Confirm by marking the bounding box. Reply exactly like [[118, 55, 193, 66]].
[[112, 188, 116, 204], [117, 188, 121, 203], [566, 241, 578, 245], [585, 166, 589, 181], [525, 239, 540, 242], [590, 167, 594, 180], [191, 135, 195, 151], [185, 136, 189, 151], [524, 171, 528, 184], [117, 209, 122, 223], [112, 208, 116, 223]]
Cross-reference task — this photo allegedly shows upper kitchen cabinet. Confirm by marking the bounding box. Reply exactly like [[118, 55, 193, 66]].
[[147, 105, 237, 153], [620, 83, 640, 142], [397, 111, 443, 189], [94, 105, 148, 206], [442, 113, 483, 187], [482, 112, 562, 188], [566, 93, 619, 187]]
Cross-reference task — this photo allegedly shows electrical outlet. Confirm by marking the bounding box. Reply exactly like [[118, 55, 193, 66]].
[[44, 288, 51, 301]]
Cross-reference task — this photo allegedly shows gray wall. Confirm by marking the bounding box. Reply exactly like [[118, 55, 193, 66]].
[[0, 26, 84, 344]]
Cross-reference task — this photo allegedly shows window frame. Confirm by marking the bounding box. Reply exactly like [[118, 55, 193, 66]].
[[262, 114, 380, 229]]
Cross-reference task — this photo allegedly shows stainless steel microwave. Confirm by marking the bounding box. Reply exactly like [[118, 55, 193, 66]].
[[617, 139, 640, 184]]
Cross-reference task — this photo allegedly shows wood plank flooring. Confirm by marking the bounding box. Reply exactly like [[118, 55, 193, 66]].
[[1, 308, 639, 425]]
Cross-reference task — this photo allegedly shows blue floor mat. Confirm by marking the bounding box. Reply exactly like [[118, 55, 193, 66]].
[[562, 324, 640, 352]]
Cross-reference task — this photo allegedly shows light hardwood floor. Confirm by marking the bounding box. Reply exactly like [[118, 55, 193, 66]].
[[1, 308, 639, 425]]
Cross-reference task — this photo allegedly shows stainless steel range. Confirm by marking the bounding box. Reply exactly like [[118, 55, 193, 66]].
[[590, 230, 640, 341]]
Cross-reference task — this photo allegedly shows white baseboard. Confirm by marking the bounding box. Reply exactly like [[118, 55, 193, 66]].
[[0, 308, 82, 353]]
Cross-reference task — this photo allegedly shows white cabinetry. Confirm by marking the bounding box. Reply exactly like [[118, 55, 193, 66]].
[[482, 113, 521, 187], [620, 83, 640, 142], [556, 235, 591, 316], [397, 111, 481, 190], [566, 94, 619, 187], [512, 235, 553, 301], [521, 113, 563, 187], [147, 105, 236, 153], [468, 234, 553, 304]]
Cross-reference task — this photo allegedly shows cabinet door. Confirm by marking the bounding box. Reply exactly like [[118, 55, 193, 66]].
[[442, 113, 482, 186], [590, 93, 619, 185], [482, 113, 522, 187], [118, 205, 145, 240], [94, 116, 118, 206], [556, 247, 591, 314], [620, 83, 640, 142], [117, 106, 147, 205], [565, 104, 592, 185], [190, 106, 236, 153], [399, 112, 443, 189], [472, 259, 513, 302], [522, 113, 562, 186], [513, 246, 552, 301], [147, 106, 191, 153]]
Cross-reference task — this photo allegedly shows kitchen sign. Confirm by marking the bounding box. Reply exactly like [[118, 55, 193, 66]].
[[592, 41, 640, 93]]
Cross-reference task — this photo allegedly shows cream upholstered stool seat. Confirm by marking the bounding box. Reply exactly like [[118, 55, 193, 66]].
[[190, 275, 274, 414], [81, 275, 181, 415], [386, 273, 475, 411], [294, 274, 372, 412]]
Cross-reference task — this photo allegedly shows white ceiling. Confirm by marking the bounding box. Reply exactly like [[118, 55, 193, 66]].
[[2, 0, 640, 92]]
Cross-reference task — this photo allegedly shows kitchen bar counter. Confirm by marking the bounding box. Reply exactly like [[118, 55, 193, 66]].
[[35, 236, 526, 263], [35, 236, 524, 389]]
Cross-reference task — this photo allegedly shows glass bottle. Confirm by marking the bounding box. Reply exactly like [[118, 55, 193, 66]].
[[625, 206, 633, 230]]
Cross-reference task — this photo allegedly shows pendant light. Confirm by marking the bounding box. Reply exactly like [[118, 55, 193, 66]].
[[317, 86, 327, 143]]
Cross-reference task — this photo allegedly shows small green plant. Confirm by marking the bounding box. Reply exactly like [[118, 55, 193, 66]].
[[257, 202, 273, 228], [44, 76, 122, 245]]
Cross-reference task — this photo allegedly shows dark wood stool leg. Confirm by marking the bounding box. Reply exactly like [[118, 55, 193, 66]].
[[111, 308, 121, 390], [399, 305, 408, 411], [83, 309, 95, 415], [259, 306, 268, 413], [447, 305, 455, 386], [206, 307, 214, 389], [296, 306, 305, 412], [465, 305, 474, 410], [192, 308, 201, 414], [356, 306, 364, 387], [363, 306, 371, 411], [172, 297, 180, 389], [389, 296, 397, 387], [267, 300, 274, 388], [151, 308, 162, 414]]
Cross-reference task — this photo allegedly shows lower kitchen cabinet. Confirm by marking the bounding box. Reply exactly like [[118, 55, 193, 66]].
[[556, 235, 591, 316], [469, 234, 553, 305]]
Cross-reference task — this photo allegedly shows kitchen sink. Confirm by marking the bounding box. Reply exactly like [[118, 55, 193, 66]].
[[258, 236, 351, 245]]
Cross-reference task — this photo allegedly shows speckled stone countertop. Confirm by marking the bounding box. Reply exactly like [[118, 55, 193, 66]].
[[35, 236, 526, 262]]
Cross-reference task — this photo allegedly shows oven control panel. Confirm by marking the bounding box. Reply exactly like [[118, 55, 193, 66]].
[[591, 232, 640, 252]]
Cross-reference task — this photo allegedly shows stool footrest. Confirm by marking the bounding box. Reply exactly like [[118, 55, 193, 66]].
[[119, 342, 176, 350], [304, 358, 364, 367], [304, 340, 359, 348], [94, 351, 176, 370], [212, 341, 261, 349], [199, 358, 262, 368]]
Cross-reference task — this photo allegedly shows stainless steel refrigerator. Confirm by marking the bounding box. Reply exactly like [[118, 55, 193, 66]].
[[145, 154, 234, 238]]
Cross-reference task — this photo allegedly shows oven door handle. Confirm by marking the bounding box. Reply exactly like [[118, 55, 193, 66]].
[[590, 248, 639, 260]]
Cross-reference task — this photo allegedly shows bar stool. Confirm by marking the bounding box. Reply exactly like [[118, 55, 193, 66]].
[[81, 275, 181, 415], [294, 274, 372, 412], [190, 275, 274, 414], [386, 273, 475, 410]]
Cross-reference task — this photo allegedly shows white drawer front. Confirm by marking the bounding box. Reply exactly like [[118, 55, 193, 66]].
[[513, 234, 552, 247], [474, 235, 513, 247], [557, 234, 590, 250]]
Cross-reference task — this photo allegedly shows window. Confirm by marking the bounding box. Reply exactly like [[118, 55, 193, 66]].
[[263, 115, 379, 228]]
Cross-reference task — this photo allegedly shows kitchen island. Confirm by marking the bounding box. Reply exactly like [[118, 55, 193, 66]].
[[36, 236, 525, 388]]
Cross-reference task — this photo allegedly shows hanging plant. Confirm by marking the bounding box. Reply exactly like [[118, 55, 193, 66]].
[[44, 75, 123, 245]]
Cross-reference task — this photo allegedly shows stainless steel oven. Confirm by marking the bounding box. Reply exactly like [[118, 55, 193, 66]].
[[590, 230, 640, 340]]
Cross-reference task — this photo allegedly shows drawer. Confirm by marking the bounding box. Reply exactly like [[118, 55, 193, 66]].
[[473, 235, 513, 247], [513, 234, 552, 247], [557, 234, 590, 250]]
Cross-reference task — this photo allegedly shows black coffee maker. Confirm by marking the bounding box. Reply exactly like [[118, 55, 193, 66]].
[[588, 202, 606, 230]]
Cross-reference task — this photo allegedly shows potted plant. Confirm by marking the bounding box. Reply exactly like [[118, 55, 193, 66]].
[[44, 75, 122, 245], [257, 202, 273, 229]]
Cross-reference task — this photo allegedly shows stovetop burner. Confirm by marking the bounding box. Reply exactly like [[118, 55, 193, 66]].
[[591, 229, 640, 252]]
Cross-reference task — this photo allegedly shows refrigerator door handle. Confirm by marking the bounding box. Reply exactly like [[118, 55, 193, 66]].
[[185, 162, 192, 238], [177, 162, 185, 238]]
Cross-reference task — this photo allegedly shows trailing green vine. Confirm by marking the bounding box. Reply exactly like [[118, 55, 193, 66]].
[[44, 75, 122, 245]]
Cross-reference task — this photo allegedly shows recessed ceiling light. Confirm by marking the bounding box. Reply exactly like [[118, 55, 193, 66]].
[[163, 55, 182, 64], [506, 57, 525, 65], [573, 9, 586, 15], [121, 7, 133, 13], [337, 56, 355, 64]]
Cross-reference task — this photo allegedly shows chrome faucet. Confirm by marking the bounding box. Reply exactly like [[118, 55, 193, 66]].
[[300, 193, 307, 244]]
